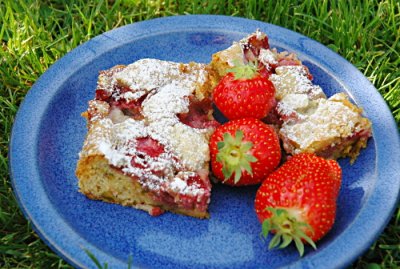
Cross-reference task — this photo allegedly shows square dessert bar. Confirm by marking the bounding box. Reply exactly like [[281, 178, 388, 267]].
[[211, 30, 372, 162], [76, 59, 219, 218]]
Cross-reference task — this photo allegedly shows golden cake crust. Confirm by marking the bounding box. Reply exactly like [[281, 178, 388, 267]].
[[76, 155, 209, 218]]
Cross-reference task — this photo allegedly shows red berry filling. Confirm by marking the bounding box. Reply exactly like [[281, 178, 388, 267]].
[[151, 173, 210, 212], [178, 97, 220, 129], [240, 33, 314, 81], [149, 207, 165, 216], [130, 137, 166, 177], [179, 174, 210, 211], [122, 136, 211, 212], [136, 137, 165, 158], [242, 34, 270, 63]]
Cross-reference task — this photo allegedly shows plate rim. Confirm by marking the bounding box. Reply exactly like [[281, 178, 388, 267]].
[[9, 14, 400, 269]]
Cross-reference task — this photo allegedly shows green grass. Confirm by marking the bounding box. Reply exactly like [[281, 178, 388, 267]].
[[1, 0, 399, 268]]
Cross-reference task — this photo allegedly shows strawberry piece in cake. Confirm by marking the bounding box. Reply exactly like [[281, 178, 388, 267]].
[[76, 59, 219, 218]]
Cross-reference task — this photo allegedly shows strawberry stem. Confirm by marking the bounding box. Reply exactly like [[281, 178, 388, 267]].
[[226, 60, 259, 80], [261, 207, 317, 256], [216, 130, 257, 184]]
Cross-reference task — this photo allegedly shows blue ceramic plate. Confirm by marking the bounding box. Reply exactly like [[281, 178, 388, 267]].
[[10, 15, 400, 269]]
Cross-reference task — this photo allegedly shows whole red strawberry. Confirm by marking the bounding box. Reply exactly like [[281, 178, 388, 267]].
[[213, 62, 276, 120], [209, 118, 281, 186], [254, 153, 342, 256]]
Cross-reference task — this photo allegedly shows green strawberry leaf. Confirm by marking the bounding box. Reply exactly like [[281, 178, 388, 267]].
[[297, 229, 317, 250], [217, 141, 225, 150], [262, 220, 271, 238], [226, 60, 259, 80], [216, 130, 258, 184], [222, 165, 233, 180], [234, 128, 244, 142], [269, 233, 282, 250], [240, 158, 253, 175], [293, 235, 305, 257], [260, 207, 317, 257], [279, 234, 293, 249], [234, 166, 242, 183]]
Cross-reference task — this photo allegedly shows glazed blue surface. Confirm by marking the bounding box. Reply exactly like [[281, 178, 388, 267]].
[[9, 15, 400, 269]]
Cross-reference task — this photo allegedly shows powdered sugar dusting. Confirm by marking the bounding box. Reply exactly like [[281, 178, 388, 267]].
[[280, 93, 368, 153], [169, 123, 210, 170], [142, 83, 191, 122], [276, 93, 315, 122], [83, 59, 213, 200], [254, 29, 264, 40], [270, 65, 326, 100], [259, 48, 278, 70], [114, 59, 207, 101], [170, 172, 205, 196]]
